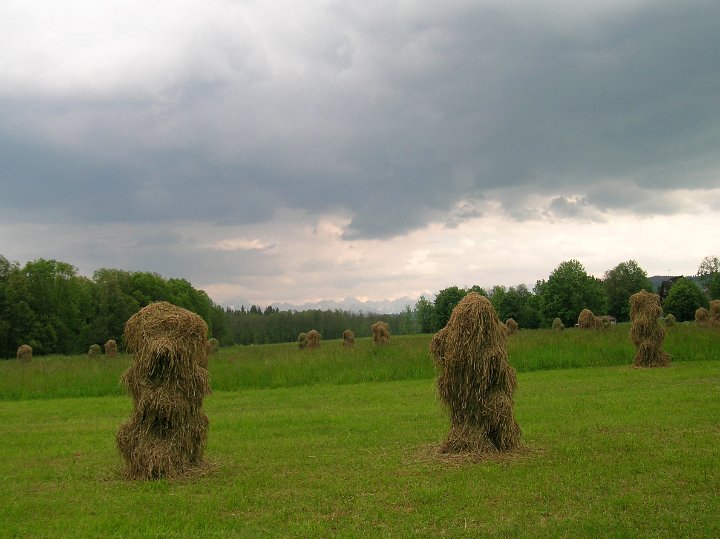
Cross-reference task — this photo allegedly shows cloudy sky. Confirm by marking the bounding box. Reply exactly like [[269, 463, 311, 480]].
[[1, 0, 719, 308]]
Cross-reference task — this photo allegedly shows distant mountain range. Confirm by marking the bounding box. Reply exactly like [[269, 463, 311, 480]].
[[222, 275, 702, 315], [222, 296, 417, 314]]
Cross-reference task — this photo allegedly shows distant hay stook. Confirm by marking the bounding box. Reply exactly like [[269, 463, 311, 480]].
[[695, 307, 709, 327], [630, 290, 670, 368], [552, 318, 564, 331], [88, 344, 102, 357], [577, 309, 596, 329], [343, 329, 355, 349], [709, 300, 720, 328], [371, 321, 390, 345], [104, 339, 118, 357], [505, 318, 519, 334], [306, 330, 321, 350], [17, 344, 32, 362], [430, 292, 521, 455], [297, 332, 308, 349], [116, 301, 211, 480], [664, 314, 676, 327]]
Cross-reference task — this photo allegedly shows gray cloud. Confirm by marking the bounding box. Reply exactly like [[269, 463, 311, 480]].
[[1, 0, 719, 298]]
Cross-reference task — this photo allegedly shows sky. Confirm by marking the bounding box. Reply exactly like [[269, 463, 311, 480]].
[[1, 0, 719, 309]]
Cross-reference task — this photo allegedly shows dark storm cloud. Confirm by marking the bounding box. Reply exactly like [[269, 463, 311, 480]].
[[2, 0, 719, 240]]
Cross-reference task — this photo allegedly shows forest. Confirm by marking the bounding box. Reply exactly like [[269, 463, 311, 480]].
[[1, 254, 716, 358]]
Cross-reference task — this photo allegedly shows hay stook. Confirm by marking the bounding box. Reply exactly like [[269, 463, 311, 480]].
[[430, 292, 521, 455], [297, 332, 308, 349], [116, 301, 211, 480], [709, 300, 720, 328], [629, 290, 670, 368], [343, 329, 355, 349], [371, 321, 390, 345], [104, 339, 118, 357], [577, 309, 596, 329], [552, 318, 564, 331], [16, 344, 32, 362], [695, 307, 709, 327], [306, 330, 321, 350], [505, 318, 519, 334]]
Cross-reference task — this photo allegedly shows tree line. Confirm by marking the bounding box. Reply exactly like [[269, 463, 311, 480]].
[[1, 254, 717, 358], [414, 257, 719, 334]]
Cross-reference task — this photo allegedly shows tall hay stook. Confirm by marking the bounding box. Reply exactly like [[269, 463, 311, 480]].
[[629, 290, 670, 368], [116, 301, 211, 480], [695, 307, 709, 327], [343, 329, 355, 349], [430, 292, 521, 454], [104, 339, 118, 357], [16, 344, 32, 362], [306, 330, 321, 350], [577, 309, 595, 329], [371, 321, 390, 345], [709, 300, 720, 328]]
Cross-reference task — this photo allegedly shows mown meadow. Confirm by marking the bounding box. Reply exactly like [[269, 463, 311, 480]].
[[0, 323, 718, 537]]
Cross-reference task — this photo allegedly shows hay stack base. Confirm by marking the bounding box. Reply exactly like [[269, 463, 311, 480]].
[[630, 291, 670, 368], [116, 301, 211, 480], [371, 321, 390, 345], [430, 292, 521, 455]]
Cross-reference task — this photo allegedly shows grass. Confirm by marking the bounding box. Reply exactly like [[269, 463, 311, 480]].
[[0, 361, 718, 537], [1, 323, 718, 400]]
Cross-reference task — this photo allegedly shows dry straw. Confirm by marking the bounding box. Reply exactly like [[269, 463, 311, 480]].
[[207, 338, 220, 354], [430, 292, 521, 454], [629, 290, 670, 368], [371, 321, 390, 345], [552, 318, 564, 331], [709, 300, 720, 328], [104, 339, 118, 357], [664, 314, 676, 327], [88, 344, 102, 357], [577, 309, 596, 329], [297, 332, 309, 350], [695, 307, 709, 327], [116, 301, 211, 480], [343, 329, 355, 349], [306, 330, 321, 350], [505, 318, 519, 334], [16, 344, 32, 362]]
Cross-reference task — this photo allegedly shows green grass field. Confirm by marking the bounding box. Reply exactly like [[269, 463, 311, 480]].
[[1, 325, 719, 537]]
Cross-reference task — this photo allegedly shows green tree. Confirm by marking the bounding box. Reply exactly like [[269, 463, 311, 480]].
[[539, 259, 608, 327], [488, 285, 507, 315], [498, 284, 541, 329], [603, 260, 653, 322], [415, 296, 435, 333], [433, 286, 467, 331], [697, 255, 720, 300], [662, 277, 709, 321]]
